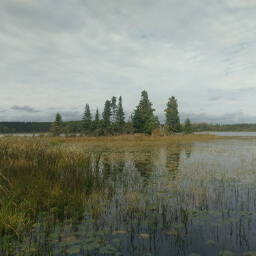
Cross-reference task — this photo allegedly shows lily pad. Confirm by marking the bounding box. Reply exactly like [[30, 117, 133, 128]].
[[206, 239, 216, 245], [82, 243, 100, 251], [165, 229, 179, 236], [67, 245, 81, 254], [170, 222, 185, 229], [84, 237, 101, 245], [112, 238, 121, 244], [243, 252, 256, 256], [219, 250, 234, 256], [112, 230, 127, 235], [99, 245, 116, 254]]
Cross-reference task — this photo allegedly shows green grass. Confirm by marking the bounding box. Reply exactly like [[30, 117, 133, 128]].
[[0, 136, 101, 238]]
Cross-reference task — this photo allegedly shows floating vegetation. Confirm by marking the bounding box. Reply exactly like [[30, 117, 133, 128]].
[[99, 244, 116, 254], [170, 222, 185, 229], [206, 239, 216, 245], [139, 233, 150, 238], [219, 251, 234, 256], [243, 252, 256, 256], [165, 229, 179, 236], [112, 230, 127, 235]]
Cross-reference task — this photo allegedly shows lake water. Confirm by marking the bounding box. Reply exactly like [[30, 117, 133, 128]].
[[0, 133, 39, 137], [196, 131, 256, 137], [2, 137, 256, 255]]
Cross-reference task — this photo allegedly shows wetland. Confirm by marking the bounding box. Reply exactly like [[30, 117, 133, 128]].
[[1, 134, 256, 255]]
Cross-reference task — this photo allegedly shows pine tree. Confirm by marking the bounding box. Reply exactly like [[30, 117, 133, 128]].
[[183, 118, 193, 134], [102, 100, 111, 131], [132, 90, 159, 134], [116, 96, 125, 132], [50, 113, 64, 136], [83, 103, 92, 134], [165, 96, 181, 133]]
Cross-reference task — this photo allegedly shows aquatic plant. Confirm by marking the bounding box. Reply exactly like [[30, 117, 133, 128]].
[[0, 136, 101, 239]]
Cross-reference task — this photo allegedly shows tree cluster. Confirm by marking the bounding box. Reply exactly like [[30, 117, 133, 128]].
[[0, 90, 196, 136], [50, 91, 193, 136], [81, 96, 126, 136]]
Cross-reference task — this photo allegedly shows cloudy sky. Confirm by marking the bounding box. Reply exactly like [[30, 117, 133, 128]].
[[0, 0, 256, 124]]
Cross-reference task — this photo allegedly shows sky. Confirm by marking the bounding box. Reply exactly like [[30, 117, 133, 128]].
[[0, 0, 256, 124]]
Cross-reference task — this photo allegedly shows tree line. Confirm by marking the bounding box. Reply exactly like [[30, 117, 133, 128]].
[[0, 122, 51, 133], [2, 90, 256, 135], [51, 90, 192, 136]]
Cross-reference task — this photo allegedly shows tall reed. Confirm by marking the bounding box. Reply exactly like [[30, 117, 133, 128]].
[[0, 136, 99, 238]]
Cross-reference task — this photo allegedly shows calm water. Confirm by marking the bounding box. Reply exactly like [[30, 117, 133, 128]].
[[196, 131, 256, 137], [2, 137, 256, 255]]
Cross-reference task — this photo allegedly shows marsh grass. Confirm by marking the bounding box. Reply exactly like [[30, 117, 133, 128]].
[[0, 136, 102, 240], [0, 134, 237, 255], [52, 133, 222, 145]]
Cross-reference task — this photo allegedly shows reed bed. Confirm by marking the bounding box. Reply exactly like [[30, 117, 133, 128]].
[[0, 136, 101, 239], [52, 133, 223, 147]]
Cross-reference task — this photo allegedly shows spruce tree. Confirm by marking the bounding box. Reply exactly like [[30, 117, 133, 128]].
[[165, 96, 181, 133], [83, 103, 92, 134], [102, 100, 111, 131], [94, 108, 100, 129], [50, 113, 64, 136], [110, 96, 117, 123], [132, 90, 159, 134], [183, 118, 193, 134], [116, 96, 125, 132]]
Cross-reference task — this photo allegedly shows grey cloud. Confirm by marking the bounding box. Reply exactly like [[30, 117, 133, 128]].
[[0, 1, 88, 34], [11, 105, 39, 113], [209, 96, 221, 101], [239, 87, 256, 93], [0, 115, 7, 120], [0, 110, 7, 113], [179, 111, 256, 124], [8, 110, 82, 122], [57, 111, 82, 121], [0, 0, 255, 124]]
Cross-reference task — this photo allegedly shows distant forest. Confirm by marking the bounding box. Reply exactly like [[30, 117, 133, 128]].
[[1, 121, 256, 134], [1, 90, 256, 134]]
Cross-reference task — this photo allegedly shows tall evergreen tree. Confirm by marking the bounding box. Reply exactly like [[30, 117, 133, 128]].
[[102, 100, 111, 131], [94, 108, 100, 129], [165, 96, 181, 133], [116, 96, 125, 131], [83, 103, 92, 134], [183, 118, 193, 134], [110, 96, 117, 123], [132, 90, 159, 134], [50, 113, 64, 136]]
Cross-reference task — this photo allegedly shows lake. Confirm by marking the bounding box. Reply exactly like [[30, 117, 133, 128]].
[[1, 135, 256, 255], [196, 131, 256, 137]]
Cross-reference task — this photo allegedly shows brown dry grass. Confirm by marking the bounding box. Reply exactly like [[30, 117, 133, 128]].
[[51, 133, 223, 147]]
